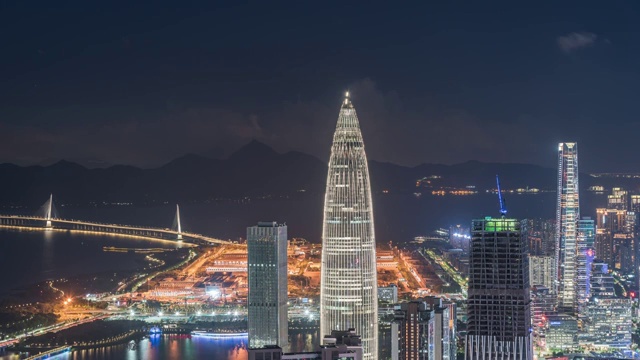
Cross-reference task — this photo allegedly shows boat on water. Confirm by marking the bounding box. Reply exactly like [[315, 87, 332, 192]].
[[128, 340, 137, 350], [190, 331, 248, 339], [149, 326, 162, 335]]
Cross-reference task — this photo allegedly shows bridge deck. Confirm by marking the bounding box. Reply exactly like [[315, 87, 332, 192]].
[[25, 346, 72, 360], [0, 215, 231, 245]]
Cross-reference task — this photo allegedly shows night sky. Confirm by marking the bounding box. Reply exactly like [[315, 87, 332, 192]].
[[2, 1, 640, 171]]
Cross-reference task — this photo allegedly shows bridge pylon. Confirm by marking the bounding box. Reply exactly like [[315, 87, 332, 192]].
[[176, 204, 182, 240], [45, 194, 53, 228]]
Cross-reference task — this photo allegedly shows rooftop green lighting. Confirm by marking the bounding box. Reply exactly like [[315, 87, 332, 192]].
[[479, 217, 518, 232]]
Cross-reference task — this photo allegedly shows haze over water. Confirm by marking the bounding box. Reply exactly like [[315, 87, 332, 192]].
[[0, 192, 606, 296]]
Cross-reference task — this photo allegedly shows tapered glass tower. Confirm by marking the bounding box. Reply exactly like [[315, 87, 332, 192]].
[[556, 142, 580, 313], [320, 92, 378, 360]]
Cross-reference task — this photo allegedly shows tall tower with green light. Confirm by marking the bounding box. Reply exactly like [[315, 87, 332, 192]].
[[465, 180, 532, 360]]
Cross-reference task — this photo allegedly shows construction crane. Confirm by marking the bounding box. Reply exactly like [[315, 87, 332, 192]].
[[496, 175, 507, 217]]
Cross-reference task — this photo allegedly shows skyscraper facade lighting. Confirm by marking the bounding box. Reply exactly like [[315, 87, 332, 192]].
[[247, 222, 289, 349], [320, 93, 378, 360], [576, 218, 595, 315], [466, 217, 532, 360], [556, 142, 580, 312]]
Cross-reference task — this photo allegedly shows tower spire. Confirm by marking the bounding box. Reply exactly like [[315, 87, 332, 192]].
[[46, 194, 53, 228], [176, 204, 182, 240], [342, 90, 353, 108]]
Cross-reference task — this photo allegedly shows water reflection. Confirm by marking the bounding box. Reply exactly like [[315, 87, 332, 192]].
[[59, 335, 247, 360], [48, 329, 319, 360], [43, 229, 54, 275]]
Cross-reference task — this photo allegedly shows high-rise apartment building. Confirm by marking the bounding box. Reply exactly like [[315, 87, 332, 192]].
[[424, 297, 457, 360], [433, 305, 455, 360], [391, 298, 456, 360], [247, 222, 288, 349], [595, 189, 638, 274], [556, 142, 580, 312], [391, 301, 430, 360], [466, 217, 532, 360], [624, 211, 636, 234], [595, 208, 619, 269], [608, 187, 629, 210], [631, 195, 640, 212], [576, 218, 595, 314], [522, 219, 555, 257], [616, 233, 635, 274], [443, 302, 457, 360], [320, 93, 378, 360], [529, 255, 554, 289]]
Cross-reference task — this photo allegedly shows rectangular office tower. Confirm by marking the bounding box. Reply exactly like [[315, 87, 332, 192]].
[[247, 222, 288, 349], [556, 142, 580, 312], [466, 217, 532, 360]]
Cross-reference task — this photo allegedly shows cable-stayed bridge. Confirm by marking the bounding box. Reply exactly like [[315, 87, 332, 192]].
[[0, 195, 230, 245]]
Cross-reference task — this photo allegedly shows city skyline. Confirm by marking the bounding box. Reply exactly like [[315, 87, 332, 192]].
[[3, 2, 640, 360], [0, 121, 639, 359]]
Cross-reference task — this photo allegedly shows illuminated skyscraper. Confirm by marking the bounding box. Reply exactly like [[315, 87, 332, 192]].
[[466, 217, 532, 360], [608, 187, 629, 210], [575, 218, 595, 315], [247, 222, 288, 349], [391, 301, 431, 360], [556, 142, 580, 312], [320, 92, 378, 360], [528, 255, 554, 289], [391, 298, 456, 360]]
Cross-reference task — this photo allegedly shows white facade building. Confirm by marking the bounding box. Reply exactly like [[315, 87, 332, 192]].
[[556, 142, 580, 312], [320, 93, 378, 360]]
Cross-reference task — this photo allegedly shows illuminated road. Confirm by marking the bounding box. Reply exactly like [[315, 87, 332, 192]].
[[183, 247, 224, 277], [397, 251, 426, 289], [0, 215, 230, 245], [0, 314, 108, 349], [422, 249, 468, 297]]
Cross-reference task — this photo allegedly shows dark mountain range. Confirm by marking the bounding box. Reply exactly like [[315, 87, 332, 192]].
[[0, 140, 628, 207]]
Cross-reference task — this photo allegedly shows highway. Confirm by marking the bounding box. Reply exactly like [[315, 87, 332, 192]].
[[0, 313, 108, 349], [422, 249, 468, 297]]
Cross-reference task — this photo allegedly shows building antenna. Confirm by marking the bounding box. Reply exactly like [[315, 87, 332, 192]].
[[496, 174, 507, 217]]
